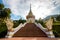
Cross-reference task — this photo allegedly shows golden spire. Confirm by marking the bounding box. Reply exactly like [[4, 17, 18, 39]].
[[29, 4, 33, 16], [26, 4, 35, 19], [30, 4, 31, 12]]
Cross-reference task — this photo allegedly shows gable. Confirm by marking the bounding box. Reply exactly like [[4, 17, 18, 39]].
[[13, 23, 47, 37]]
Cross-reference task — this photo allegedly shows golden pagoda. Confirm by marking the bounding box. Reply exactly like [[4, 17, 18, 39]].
[[26, 5, 35, 19], [26, 4, 35, 23]]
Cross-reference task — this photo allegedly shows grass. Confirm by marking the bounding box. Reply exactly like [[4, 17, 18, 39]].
[[53, 21, 60, 25]]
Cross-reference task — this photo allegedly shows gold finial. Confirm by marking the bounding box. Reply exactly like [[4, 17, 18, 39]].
[[26, 3, 35, 19], [29, 3, 32, 15], [30, 3, 31, 11]]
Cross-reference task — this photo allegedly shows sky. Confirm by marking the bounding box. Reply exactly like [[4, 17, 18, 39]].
[[0, 0, 60, 20]]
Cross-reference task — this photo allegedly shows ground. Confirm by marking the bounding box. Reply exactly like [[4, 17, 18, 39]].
[[0, 37, 60, 40]]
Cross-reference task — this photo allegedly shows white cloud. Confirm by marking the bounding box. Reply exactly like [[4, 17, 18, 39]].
[[2, 0, 60, 19]]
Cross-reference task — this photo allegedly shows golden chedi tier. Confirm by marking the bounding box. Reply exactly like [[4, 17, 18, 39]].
[[26, 4, 35, 23], [26, 9, 35, 19]]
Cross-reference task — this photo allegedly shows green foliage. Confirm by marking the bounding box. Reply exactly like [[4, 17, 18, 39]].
[[13, 20, 26, 28], [0, 4, 4, 9], [18, 20, 26, 24], [35, 20, 46, 27], [3, 8, 11, 18], [0, 22, 8, 38], [0, 10, 8, 19], [56, 15, 60, 21], [53, 22, 60, 25], [53, 25, 60, 37], [0, 3, 11, 38], [0, 3, 11, 19], [13, 20, 20, 28]]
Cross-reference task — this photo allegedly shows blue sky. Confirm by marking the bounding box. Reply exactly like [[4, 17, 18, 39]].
[[0, 0, 21, 20], [0, 0, 60, 20], [0, 0, 2, 3]]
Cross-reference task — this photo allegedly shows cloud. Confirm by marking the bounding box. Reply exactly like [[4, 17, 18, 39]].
[[51, 5, 60, 15], [2, 0, 60, 19]]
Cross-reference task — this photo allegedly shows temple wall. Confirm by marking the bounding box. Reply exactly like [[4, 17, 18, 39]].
[[27, 18, 35, 23]]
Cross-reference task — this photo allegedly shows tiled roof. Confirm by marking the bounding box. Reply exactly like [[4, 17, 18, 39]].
[[13, 23, 47, 37]]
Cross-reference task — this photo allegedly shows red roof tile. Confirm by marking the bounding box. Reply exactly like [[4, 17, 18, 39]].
[[13, 23, 47, 37]]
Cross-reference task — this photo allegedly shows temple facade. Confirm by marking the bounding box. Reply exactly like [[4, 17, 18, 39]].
[[6, 5, 55, 38]]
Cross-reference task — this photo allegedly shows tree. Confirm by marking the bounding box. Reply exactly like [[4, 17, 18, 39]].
[[0, 22, 7, 38], [0, 4, 11, 20], [56, 15, 60, 21], [0, 3, 4, 9], [0, 3, 11, 38]]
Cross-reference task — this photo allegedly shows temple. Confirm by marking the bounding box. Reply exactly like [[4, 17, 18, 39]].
[[26, 4, 35, 23], [6, 4, 55, 38]]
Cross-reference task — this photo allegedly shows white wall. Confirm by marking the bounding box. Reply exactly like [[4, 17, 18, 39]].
[[27, 18, 35, 23]]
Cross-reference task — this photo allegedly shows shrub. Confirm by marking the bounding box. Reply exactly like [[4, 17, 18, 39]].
[[53, 25, 60, 37], [0, 22, 8, 38]]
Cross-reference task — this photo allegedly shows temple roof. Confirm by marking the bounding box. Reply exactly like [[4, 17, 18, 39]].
[[13, 23, 47, 37], [26, 4, 35, 19]]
